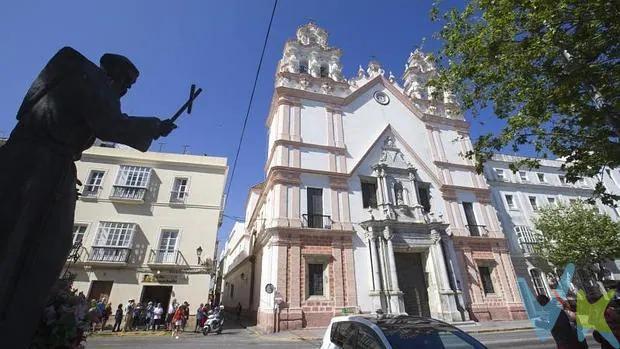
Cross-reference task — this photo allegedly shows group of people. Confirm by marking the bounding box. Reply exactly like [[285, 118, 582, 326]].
[[84, 295, 113, 333], [116, 299, 165, 332], [538, 285, 620, 349]]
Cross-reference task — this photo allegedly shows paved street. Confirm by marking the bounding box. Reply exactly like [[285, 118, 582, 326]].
[[86, 326, 603, 349]]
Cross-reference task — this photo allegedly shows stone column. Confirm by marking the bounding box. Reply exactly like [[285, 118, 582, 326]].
[[384, 226, 405, 314], [366, 227, 383, 312], [384, 227, 400, 291], [430, 230, 451, 293]]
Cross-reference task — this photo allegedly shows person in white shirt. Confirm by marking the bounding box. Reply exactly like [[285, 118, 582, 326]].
[[152, 303, 164, 330]]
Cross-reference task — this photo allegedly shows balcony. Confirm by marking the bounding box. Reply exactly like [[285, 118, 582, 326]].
[[85, 246, 132, 266], [302, 214, 333, 229], [110, 185, 147, 203], [65, 241, 87, 265], [147, 249, 186, 269], [466, 225, 489, 237], [80, 185, 102, 200], [169, 191, 189, 205]]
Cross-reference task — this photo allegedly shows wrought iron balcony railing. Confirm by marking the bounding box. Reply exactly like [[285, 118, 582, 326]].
[[81, 185, 102, 199], [147, 249, 184, 265], [110, 186, 147, 201], [170, 191, 189, 204], [88, 246, 131, 263], [466, 225, 489, 237], [302, 214, 333, 229]]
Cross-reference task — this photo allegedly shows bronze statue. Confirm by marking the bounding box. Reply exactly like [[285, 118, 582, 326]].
[[0, 47, 177, 347]]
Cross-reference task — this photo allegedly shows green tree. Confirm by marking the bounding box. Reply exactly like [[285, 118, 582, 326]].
[[430, 0, 620, 204], [533, 201, 620, 284]]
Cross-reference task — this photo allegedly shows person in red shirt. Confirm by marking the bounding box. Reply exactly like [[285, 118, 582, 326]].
[[171, 305, 185, 339]]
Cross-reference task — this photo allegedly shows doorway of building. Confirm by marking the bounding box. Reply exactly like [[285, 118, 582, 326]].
[[140, 286, 173, 311], [88, 280, 113, 302], [395, 252, 431, 317]]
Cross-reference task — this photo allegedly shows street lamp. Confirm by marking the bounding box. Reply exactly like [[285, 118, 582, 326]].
[[196, 246, 203, 265]]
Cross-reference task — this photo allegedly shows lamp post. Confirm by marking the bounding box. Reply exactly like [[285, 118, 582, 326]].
[[196, 246, 203, 265]]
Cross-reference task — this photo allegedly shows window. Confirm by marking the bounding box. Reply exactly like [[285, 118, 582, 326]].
[[537, 173, 546, 183], [418, 185, 431, 213], [320, 65, 328, 78], [530, 269, 547, 296], [462, 202, 479, 236], [495, 169, 505, 181], [90, 222, 135, 262], [112, 165, 152, 200], [559, 175, 567, 184], [356, 324, 385, 349], [478, 266, 495, 294], [331, 322, 357, 349], [529, 196, 539, 211], [515, 225, 537, 254], [505, 194, 517, 210], [93, 222, 135, 248], [361, 179, 378, 208], [72, 225, 87, 245], [171, 177, 189, 202], [84, 170, 105, 196], [230, 284, 234, 298], [519, 171, 528, 182], [547, 197, 556, 205], [156, 230, 179, 263], [299, 60, 308, 74], [306, 187, 324, 228], [308, 263, 325, 296]]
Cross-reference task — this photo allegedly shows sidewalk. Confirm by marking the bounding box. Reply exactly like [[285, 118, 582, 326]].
[[248, 319, 534, 341]]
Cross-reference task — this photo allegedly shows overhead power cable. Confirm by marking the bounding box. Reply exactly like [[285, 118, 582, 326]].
[[223, 0, 278, 213]]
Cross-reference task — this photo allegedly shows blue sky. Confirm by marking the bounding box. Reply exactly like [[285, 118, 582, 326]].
[[1, 0, 511, 249]]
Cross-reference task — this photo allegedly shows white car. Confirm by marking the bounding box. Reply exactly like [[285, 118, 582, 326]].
[[320, 315, 487, 349]]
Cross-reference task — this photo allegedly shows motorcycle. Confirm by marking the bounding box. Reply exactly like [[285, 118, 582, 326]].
[[202, 306, 224, 335]]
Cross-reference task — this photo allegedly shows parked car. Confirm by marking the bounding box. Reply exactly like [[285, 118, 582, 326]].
[[320, 315, 487, 349]]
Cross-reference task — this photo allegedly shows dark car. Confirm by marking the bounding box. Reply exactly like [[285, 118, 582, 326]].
[[320, 315, 487, 349]]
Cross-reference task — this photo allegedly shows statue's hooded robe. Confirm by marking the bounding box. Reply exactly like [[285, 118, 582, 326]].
[[0, 47, 163, 347]]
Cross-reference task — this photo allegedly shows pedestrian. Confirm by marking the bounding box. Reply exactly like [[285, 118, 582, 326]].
[[101, 302, 112, 331], [166, 299, 178, 331], [113, 304, 123, 332], [171, 305, 185, 339], [537, 295, 588, 349], [195, 303, 204, 333], [123, 299, 135, 332], [145, 301, 154, 331], [153, 303, 164, 331], [200, 303, 209, 327], [236, 302, 242, 321], [87, 300, 100, 333], [182, 302, 190, 332]]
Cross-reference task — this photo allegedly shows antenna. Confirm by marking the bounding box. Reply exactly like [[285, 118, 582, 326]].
[[182, 145, 190, 154], [158, 142, 166, 152]]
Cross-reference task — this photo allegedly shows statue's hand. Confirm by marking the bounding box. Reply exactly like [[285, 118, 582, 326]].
[[159, 119, 177, 137]]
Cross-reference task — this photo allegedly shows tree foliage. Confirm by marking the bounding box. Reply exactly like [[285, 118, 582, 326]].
[[430, 0, 620, 204], [533, 201, 620, 276]]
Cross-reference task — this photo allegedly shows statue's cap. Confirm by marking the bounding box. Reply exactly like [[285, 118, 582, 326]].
[[100, 53, 139, 79]]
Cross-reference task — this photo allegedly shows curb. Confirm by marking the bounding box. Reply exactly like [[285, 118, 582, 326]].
[[462, 327, 534, 334]]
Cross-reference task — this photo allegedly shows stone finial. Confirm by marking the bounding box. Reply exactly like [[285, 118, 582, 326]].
[[296, 22, 329, 48], [357, 65, 366, 78], [367, 60, 385, 78], [388, 71, 395, 83]]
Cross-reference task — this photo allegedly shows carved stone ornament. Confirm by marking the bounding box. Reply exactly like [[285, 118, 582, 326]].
[[296, 22, 329, 48], [373, 91, 390, 105], [367, 60, 385, 78]]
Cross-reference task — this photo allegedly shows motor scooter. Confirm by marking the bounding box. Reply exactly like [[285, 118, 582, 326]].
[[202, 305, 224, 335]]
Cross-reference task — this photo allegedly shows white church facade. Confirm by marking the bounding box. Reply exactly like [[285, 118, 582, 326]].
[[221, 22, 526, 332]]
